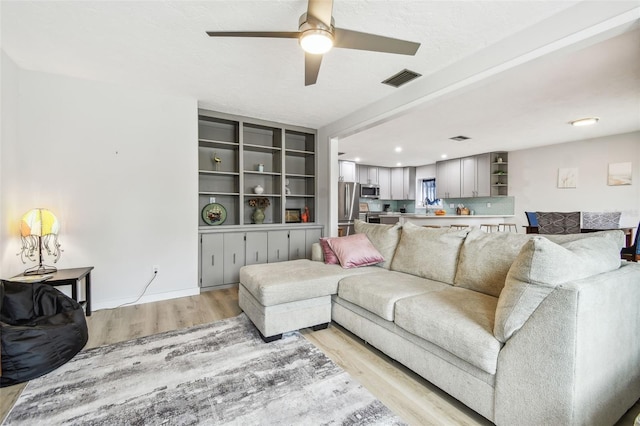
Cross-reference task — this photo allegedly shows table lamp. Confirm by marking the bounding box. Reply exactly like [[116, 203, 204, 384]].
[[18, 208, 62, 275]]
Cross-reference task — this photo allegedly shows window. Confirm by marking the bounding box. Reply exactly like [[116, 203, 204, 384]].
[[419, 178, 442, 208]]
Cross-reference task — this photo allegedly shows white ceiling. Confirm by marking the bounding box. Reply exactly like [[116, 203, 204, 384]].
[[2, 1, 639, 167]]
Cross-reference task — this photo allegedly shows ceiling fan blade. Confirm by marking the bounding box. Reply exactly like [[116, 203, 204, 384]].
[[333, 28, 420, 55], [206, 31, 300, 39], [307, 0, 334, 26], [305, 52, 323, 86]]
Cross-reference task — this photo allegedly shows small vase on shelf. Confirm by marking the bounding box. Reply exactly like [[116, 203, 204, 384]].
[[252, 208, 265, 224]]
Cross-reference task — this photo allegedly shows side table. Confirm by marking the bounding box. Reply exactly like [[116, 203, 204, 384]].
[[12, 267, 94, 316]]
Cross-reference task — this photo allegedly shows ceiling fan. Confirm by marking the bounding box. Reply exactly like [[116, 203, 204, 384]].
[[206, 0, 421, 86]]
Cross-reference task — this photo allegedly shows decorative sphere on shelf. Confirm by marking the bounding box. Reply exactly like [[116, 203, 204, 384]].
[[253, 185, 264, 194]]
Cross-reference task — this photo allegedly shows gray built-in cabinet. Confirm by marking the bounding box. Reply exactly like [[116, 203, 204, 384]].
[[200, 227, 323, 291], [436, 151, 508, 198], [198, 109, 323, 290]]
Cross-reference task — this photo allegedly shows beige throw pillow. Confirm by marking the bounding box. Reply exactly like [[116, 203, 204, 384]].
[[354, 219, 402, 269], [494, 235, 621, 343], [390, 222, 469, 284]]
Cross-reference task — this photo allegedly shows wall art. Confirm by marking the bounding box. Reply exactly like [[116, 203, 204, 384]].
[[608, 162, 632, 186]]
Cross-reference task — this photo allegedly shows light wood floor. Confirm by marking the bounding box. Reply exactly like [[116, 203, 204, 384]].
[[2, 287, 639, 425]]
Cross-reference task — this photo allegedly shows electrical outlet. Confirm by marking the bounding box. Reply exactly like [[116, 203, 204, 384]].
[[153, 265, 159, 274], [450, 203, 455, 208], [487, 203, 492, 208]]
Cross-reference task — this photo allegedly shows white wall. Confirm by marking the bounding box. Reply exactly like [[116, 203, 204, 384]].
[[0, 58, 199, 309], [0, 51, 20, 279], [509, 131, 640, 228]]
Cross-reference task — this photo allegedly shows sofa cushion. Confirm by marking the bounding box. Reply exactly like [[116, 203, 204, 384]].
[[354, 219, 402, 269], [338, 270, 449, 321], [454, 229, 533, 297], [390, 222, 469, 284], [494, 234, 622, 343], [319, 238, 339, 264], [394, 287, 501, 374], [327, 233, 384, 268], [240, 259, 377, 306]]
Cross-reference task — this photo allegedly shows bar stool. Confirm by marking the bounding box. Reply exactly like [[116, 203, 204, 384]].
[[450, 224, 469, 230], [499, 223, 518, 232], [480, 224, 499, 233]]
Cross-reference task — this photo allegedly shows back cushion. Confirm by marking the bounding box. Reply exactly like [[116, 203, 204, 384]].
[[582, 211, 621, 230], [493, 234, 622, 343], [390, 222, 469, 284], [354, 219, 402, 269], [454, 229, 533, 297], [536, 211, 581, 234]]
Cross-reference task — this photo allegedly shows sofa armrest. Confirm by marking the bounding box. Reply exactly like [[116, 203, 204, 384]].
[[495, 262, 640, 426], [311, 242, 324, 262]]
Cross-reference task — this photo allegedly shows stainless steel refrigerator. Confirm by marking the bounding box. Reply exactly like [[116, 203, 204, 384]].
[[338, 181, 359, 236]]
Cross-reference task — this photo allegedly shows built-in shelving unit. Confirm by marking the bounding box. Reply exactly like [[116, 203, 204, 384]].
[[198, 110, 317, 227], [198, 110, 321, 290], [490, 152, 509, 196]]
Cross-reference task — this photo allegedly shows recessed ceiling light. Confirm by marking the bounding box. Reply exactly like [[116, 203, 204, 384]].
[[354, 157, 361, 162], [395, 147, 402, 152], [396, 162, 402, 166], [570, 117, 599, 126], [441, 154, 448, 159]]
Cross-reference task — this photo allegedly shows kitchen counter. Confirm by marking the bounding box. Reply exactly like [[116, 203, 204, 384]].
[[366, 213, 516, 227]]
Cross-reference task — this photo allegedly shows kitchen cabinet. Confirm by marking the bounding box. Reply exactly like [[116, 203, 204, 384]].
[[268, 230, 290, 263], [339, 161, 357, 182], [403, 167, 416, 200], [378, 167, 391, 199], [461, 153, 490, 197], [436, 159, 461, 198], [390, 167, 416, 200], [390, 168, 404, 200], [358, 165, 379, 185]]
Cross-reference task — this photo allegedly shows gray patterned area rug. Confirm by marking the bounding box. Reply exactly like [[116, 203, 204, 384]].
[[4, 313, 403, 425]]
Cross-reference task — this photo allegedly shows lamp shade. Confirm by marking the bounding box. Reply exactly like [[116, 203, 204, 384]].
[[20, 209, 60, 237]]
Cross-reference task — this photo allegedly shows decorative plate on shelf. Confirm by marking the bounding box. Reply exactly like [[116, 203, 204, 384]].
[[202, 203, 227, 225]]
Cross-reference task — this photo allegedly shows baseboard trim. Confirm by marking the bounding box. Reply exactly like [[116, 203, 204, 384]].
[[92, 287, 200, 311]]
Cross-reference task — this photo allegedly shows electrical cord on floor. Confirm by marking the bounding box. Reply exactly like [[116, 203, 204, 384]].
[[110, 270, 158, 310]]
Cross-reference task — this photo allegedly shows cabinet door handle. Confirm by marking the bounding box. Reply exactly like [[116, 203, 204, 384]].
[[255, 252, 258, 261], [233, 253, 236, 264], [277, 249, 280, 259], [211, 255, 215, 266]]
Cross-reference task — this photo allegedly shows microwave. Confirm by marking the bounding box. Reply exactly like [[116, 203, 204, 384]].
[[360, 184, 380, 199]]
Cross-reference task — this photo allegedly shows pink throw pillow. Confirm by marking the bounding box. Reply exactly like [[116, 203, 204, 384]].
[[319, 238, 339, 265], [326, 234, 384, 269]]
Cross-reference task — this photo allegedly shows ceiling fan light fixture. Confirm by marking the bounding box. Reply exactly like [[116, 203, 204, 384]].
[[300, 29, 333, 54]]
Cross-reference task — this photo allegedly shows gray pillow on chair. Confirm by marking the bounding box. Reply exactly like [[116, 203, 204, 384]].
[[582, 211, 621, 230], [536, 211, 580, 234]]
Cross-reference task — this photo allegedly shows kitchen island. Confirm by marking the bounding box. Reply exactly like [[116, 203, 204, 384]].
[[367, 213, 515, 228]]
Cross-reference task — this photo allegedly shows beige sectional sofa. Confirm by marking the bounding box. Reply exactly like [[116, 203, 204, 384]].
[[239, 220, 640, 425]]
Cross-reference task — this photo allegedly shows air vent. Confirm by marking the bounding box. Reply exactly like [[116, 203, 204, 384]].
[[450, 135, 471, 141], [382, 69, 422, 88]]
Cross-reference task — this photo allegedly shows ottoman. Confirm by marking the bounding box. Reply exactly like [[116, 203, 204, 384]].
[[239, 259, 377, 342]]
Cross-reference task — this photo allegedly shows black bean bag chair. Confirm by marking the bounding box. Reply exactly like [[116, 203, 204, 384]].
[[1, 280, 88, 387]]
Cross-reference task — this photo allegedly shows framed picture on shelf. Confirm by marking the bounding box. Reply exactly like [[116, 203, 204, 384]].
[[285, 209, 301, 223]]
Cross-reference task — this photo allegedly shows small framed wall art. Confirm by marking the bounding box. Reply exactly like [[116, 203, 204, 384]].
[[202, 203, 227, 225], [285, 209, 301, 223], [608, 162, 632, 186]]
